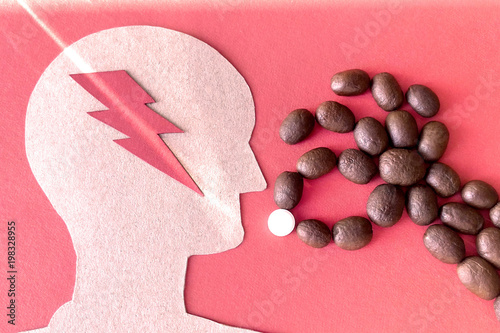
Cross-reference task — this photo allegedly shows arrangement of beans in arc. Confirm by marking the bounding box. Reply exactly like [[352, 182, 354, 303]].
[[273, 68, 500, 323]]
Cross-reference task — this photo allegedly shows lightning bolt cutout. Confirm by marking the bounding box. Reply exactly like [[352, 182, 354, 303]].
[[70, 70, 202, 195]]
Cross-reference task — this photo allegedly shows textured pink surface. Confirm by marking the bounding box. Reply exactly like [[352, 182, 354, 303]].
[[1, 2, 500, 332]]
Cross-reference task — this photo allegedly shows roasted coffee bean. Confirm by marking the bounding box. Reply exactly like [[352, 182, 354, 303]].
[[315, 101, 355, 133], [462, 180, 499, 210], [279, 109, 315, 145], [477, 228, 500, 269], [406, 184, 438, 226], [274, 171, 303, 210], [406, 84, 440, 118], [353, 117, 389, 156], [297, 219, 331, 248], [423, 224, 465, 264], [330, 69, 371, 96], [491, 203, 500, 228], [297, 147, 336, 179], [440, 202, 484, 235], [371, 72, 404, 111], [366, 184, 405, 227], [425, 162, 461, 198], [385, 110, 419, 148], [338, 149, 377, 184], [418, 121, 449, 162], [379, 149, 426, 186], [332, 216, 373, 250], [457, 256, 500, 300]]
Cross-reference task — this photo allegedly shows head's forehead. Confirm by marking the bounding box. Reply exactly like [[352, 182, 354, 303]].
[[80, 26, 254, 138]]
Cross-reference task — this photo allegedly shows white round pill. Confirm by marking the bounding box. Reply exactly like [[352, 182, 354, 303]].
[[268, 209, 295, 237]]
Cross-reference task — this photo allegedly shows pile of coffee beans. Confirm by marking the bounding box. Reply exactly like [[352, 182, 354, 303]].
[[272, 68, 500, 322]]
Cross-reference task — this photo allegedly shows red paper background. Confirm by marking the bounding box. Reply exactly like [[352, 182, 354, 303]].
[[1, 1, 500, 332]]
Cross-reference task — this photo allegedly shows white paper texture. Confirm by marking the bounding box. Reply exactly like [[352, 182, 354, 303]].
[[24, 25, 266, 332]]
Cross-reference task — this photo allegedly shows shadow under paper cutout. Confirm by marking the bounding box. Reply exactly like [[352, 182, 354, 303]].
[[24, 25, 265, 332]]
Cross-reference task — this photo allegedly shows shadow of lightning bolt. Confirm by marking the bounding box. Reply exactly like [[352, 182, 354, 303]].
[[70, 70, 203, 195]]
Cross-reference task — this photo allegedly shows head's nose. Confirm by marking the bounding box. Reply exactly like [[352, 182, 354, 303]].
[[239, 144, 267, 194]]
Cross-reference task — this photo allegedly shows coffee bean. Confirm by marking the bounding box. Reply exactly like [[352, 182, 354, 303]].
[[332, 216, 373, 250], [338, 149, 377, 184], [440, 202, 484, 235], [371, 72, 404, 111], [297, 147, 336, 179], [406, 84, 440, 118], [462, 180, 499, 210], [491, 203, 500, 228], [423, 224, 465, 264], [297, 219, 331, 248], [279, 109, 315, 145], [457, 256, 500, 300], [366, 184, 405, 227], [418, 121, 449, 162], [330, 69, 371, 96], [425, 162, 461, 198], [379, 149, 426, 186], [353, 117, 389, 156], [315, 101, 355, 133], [385, 110, 419, 148], [274, 171, 303, 210], [406, 184, 438, 226], [477, 227, 500, 269]]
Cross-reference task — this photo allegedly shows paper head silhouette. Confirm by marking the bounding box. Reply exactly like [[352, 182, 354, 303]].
[[25, 26, 265, 332]]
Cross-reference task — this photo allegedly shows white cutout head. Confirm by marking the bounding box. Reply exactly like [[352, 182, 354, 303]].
[[25, 26, 265, 331]]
